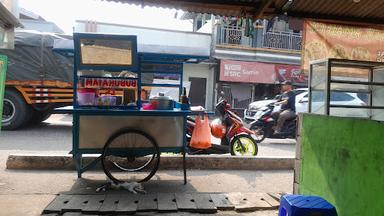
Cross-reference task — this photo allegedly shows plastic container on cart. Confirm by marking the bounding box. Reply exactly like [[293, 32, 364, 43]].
[[95, 95, 117, 106], [77, 88, 96, 105], [150, 93, 174, 110], [142, 103, 155, 110]]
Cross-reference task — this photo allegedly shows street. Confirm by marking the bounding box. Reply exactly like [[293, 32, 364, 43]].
[[0, 114, 296, 157]]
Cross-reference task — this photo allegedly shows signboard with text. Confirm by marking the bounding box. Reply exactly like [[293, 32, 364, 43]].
[[220, 60, 276, 84], [220, 60, 307, 84], [83, 77, 137, 89], [302, 20, 384, 71], [275, 64, 307, 84]]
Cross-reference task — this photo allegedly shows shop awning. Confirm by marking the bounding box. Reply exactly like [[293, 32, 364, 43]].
[[105, 0, 384, 24], [104, 0, 271, 18], [0, 3, 22, 28]]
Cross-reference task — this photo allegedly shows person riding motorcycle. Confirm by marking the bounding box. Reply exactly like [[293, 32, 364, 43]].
[[273, 81, 296, 134]]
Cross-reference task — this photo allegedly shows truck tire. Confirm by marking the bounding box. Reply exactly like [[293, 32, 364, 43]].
[[2, 90, 32, 130], [29, 109, 52, 125]]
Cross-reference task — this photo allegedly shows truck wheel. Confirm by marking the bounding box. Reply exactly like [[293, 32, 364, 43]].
[[2, 90, 32, 130], [29, 109, 52, 125]]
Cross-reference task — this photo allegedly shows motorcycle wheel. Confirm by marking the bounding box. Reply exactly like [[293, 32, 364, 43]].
[[230, 134, 258, 156], [251, 126, 266, 143]]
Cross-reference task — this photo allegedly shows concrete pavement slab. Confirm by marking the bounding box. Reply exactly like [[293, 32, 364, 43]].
[[0, 148, 291, 215], [0, 169, 291, 216], [6, 154, 294, 170]]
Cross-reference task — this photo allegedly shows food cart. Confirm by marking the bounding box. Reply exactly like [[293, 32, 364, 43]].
[[72, 33, 201, 184]]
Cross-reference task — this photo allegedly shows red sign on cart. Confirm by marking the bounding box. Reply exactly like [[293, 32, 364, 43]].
[[84, 77, 137, 89]]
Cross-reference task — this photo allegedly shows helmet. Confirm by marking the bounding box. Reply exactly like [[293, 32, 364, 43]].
[[210, 118, 226, 138]]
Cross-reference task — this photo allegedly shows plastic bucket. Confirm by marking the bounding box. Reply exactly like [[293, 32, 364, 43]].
[[78, 89, 96, 106]]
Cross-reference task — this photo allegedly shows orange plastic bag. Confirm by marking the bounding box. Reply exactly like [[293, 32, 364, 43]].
[[190, 115, 212, 149]]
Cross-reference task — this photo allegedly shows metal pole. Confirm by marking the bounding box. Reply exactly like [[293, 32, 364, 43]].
[[325, 59, 331, 115], [369, 67, 373, 119], [308, 63, 313, 113], [0, 55, 8, 130], [183, 149, 187, 185]]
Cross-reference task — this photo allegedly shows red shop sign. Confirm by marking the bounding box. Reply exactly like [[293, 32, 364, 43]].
[[220, 60, 277, 84], [275, 64, 307, 84]]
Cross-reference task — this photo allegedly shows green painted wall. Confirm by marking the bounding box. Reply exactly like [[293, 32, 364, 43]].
[[300, 114, 384, 216], [0, 55, 7, 130]]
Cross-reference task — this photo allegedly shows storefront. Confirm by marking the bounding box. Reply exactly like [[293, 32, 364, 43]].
[[183, 63, 215, 110], [217, 59, 306, 114]]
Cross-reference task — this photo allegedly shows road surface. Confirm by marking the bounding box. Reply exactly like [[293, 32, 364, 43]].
[[0, 114, 294, 216], [0, 114, 296, 157]]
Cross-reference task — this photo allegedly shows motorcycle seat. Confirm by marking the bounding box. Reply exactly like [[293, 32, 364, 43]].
[[286, 115, 297, 121]]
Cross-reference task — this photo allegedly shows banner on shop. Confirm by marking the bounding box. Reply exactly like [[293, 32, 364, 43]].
[[275, 64, 307, 84], [220, 60, 306, 84], [302, 20, 384, 71], [220, 60, 277, 84]]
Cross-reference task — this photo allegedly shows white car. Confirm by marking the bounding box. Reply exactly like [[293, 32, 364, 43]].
[[244, 88, 368, 122]]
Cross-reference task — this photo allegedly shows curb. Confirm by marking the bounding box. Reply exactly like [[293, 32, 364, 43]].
[[6, 154, 294, 170]]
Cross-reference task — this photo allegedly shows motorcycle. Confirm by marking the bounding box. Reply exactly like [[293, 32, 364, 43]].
[[186, 100, 258, 156], [249, 103, 297, 142]]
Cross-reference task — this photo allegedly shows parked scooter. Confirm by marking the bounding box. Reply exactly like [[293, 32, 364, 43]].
[[249, 103, 297, 142], [186, 100, 258, 156]]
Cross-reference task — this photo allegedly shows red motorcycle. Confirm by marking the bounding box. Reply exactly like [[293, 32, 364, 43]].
[[186, 100, 258, 156]]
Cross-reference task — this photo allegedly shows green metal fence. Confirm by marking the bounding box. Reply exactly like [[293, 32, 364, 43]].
[[299, 114, 384, 216]]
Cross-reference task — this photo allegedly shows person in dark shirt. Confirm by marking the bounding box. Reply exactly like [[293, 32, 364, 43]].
[[274, 81, 296, 133]]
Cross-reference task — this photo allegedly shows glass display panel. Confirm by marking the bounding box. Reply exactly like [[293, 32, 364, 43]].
[[142, 86, 180, 102], [80, 38, 133, 66], [372, 109, 384, 121], [330, 66, 369, 82], [330, 107, 370, 118], [310, 62, 327, 114], [77, 76, 138, 107], [372, 68, 384, 107], [140, 63, 182, 73]]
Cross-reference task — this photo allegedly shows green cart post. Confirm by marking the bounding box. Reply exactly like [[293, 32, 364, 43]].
[[0, 55, 8, 130]]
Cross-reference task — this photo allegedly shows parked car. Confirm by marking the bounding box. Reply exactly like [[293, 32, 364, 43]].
[[244, 88, 368, 122]]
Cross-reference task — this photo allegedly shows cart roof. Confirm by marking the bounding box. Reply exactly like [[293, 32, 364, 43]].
[[54, 36, 210, 59]]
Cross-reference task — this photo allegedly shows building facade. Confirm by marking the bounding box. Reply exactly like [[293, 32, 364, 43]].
[[210, 16, 305, 114]]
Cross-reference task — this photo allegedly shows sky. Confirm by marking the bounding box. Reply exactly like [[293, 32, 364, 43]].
[[19, 0, 192, 34]]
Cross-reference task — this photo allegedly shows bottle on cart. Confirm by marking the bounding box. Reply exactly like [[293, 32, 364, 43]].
[[180, 87, 189, 104]]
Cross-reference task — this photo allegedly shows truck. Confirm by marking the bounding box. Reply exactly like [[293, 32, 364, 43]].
[[1, 30, 73, 130]]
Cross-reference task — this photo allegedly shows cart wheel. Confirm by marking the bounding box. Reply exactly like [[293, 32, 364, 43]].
[[101, 129, 160, 183]]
